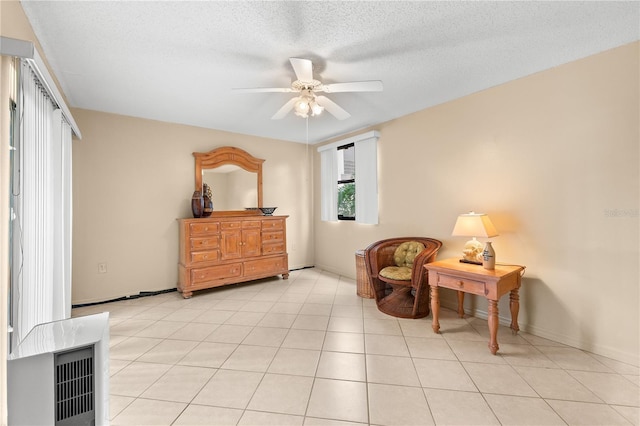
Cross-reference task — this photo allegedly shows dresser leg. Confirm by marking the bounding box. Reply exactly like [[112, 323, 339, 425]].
[[488, 299, 499, 355], [430, 285, 440, 334], [282, 272, 290, 280], [181, 291, 193, 299], [510, 287, 520, 334]]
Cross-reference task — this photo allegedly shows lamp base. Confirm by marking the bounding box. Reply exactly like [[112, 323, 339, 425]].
[[460, 237, 484, 265]]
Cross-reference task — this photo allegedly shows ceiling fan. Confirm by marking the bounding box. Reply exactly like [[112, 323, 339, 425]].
[[233, 58, 383, 120]]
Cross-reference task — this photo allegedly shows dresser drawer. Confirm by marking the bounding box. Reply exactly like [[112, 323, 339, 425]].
[[221, 221, 241, 231], [191, 250, 219, 263], [242, 220, 261, 229], [190, 236, 220, 250], [262, 242, 285, 255], [191, 263, 242, 284], [244, 256, 287, 276], [189, 222, 219, 235], [262, 230, 283, 243], [262, 220, 284, 230], [437, 274, 486, 296]]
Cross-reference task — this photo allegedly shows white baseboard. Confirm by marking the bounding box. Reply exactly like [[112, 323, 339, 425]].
[[440, 299, 639, 367]]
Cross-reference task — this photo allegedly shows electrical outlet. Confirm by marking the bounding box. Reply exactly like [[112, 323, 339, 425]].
[[98, 263, 107, 273]]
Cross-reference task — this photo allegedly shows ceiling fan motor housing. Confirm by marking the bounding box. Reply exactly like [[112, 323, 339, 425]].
[[292, 79, 323, 91]]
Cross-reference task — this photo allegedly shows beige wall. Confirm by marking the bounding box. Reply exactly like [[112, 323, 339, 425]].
[[71, 109, 314, 304], [314, 42, 639, 364]]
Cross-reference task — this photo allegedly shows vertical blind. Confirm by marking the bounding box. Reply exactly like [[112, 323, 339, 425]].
[[12, 61, 73, 346], [319, 148, 338, 222], [354, 135, 378, 225]]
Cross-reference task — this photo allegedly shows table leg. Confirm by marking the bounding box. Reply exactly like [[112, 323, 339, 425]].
[[487, 299, 499, 355], [457, 291, 465, 318], [510, 287, 520, 334], [430, 285, 440, 334]]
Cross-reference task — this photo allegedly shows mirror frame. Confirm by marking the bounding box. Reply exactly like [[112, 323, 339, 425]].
[[194, 146, 264, 210]]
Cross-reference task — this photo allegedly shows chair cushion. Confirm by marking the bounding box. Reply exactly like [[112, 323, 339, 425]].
[[378, 241, 426, 282], [393, 241, 426, 268], [379, 266, 412, 281]]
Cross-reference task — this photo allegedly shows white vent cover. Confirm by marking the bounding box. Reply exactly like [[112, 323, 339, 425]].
[[55, 345, 95, 425]]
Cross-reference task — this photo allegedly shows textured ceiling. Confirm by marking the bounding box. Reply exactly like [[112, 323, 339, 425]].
[[20, 1, 640, 144]]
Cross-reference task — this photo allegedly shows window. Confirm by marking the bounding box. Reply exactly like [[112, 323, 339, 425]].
[[318, 130, 379, 224], [337, 143, 355, 220]]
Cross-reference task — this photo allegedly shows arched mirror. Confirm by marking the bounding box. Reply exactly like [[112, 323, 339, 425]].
[[194, 146, 264, 212]]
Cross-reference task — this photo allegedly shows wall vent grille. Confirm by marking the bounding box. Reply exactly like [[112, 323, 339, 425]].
[[54, 345, 95, 425]]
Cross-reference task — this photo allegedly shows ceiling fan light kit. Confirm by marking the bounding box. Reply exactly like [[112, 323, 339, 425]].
[[234, 58, 383, 120], [293, 89, 324, 118]]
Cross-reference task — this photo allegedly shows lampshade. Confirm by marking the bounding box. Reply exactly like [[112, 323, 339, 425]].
[[452, 212, 498, 238], [309, 99, 324, 116], [294, 96, 310, 117], [293, 89, 323, 118]]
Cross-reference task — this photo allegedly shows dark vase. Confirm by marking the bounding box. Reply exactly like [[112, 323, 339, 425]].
[[191, 190, 204, 218], [202, 194, 213, 217]]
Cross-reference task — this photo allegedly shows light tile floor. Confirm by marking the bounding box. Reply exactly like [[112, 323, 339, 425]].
[[72, 268, 640, 425]]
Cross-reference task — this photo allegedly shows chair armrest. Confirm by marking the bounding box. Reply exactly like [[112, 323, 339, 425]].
[[410, 241, 441, 288]]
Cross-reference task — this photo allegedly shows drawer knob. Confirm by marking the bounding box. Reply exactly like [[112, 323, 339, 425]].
[[458, 281, 464, 287]]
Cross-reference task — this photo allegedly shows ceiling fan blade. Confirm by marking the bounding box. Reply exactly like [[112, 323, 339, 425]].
[[316, 96, 351, 120], [320, 80, 383, 93], [271, 98, 298, 120], [289, 58, 313, 82], [233, 87, 293, 93]]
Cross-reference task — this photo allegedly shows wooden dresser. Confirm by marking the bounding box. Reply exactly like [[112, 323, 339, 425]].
[[178, 214, 289, 298]]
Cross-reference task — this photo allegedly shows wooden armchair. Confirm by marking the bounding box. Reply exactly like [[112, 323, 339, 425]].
[[364, 237, 442, 319]]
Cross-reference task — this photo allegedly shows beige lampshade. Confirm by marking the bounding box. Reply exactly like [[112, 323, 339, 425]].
[[451, 212, 499, 238]]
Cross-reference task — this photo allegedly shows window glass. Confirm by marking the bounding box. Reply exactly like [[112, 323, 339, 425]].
[[338, 182, 355, 219], [337, 144, 355, 220], [338, 144, 355, 180]]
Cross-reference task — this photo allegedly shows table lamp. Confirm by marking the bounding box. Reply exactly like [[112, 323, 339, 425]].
[[452, 212, 499, 268]]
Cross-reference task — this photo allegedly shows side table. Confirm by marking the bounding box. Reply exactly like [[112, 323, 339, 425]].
[[425, 258, 525, 355]]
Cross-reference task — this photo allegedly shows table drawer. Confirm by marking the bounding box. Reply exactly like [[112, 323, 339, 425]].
[[437, 273, 486, 296], [191, 263, 242, 284], [190, 236, 220, 250], [189, 222, 219, 235], [191, 250, 219, 263]]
